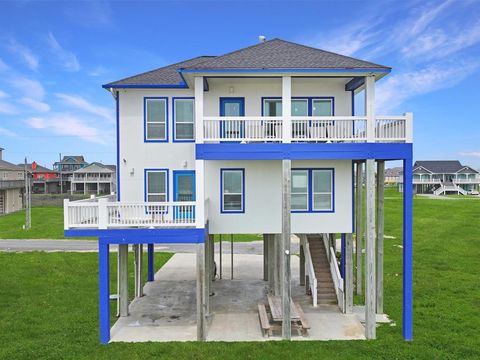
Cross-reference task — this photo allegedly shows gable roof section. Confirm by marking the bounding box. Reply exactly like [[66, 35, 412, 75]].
[[414, 161, 464, 173], [103, 56, 215, 88], [457, 166, 479, 174], [103, 39, 390, 88], [0, 159, 23, 171], [181, 39, 390, 72], [54, 156, 87, 165], [74, 162, 114, 173]]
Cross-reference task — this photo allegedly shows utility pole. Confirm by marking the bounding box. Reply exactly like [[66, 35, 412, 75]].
[[24, 157, 31, 230], [59, 153, 63, 194]]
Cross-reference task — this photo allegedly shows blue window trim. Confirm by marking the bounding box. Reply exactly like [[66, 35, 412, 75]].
[[144, 168, 169, 202], [291, 168, 335, 213], [116, 91, 120, 201], [220, 168, 245, 214], [219, 97, 245, 140], [144, 97, 169, 143], [172, 170, 196, 201], [261, 96, 335, 116], [172, 97, 195, 143]]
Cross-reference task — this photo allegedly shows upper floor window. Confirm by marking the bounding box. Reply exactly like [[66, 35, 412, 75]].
[[291, 168, 334, 212], [262, 97, 334, 117], [312, 98, 333, 116], [173, 98, 194, 141], [263, 99, 282, 116], [145, 169, 168, 202], [291, 170, 309, 211], [312, 169, 333, 211], [221, 169, 244, 213], [145, 97, 168, 142]]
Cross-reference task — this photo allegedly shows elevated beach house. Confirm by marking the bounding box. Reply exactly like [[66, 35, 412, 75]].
[[63, 39, 413, 343]]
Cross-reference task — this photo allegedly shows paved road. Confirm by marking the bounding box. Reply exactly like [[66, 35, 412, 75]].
[[0, 239, 300, 255]]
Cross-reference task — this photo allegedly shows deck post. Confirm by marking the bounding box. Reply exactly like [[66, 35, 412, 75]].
[[99, 241, 110, 344], [134, 244, 143, 298], [274, 234, 281, 295], [263, 234, 268, 281], [356, 161, 363, 295], [205, 236, 210, 315], [147, 243, 154, 282], [196, 243, 206, 340], [345, 233, 354, 314], [299, 235, 305, 286], [118, 243, 129, 317], [365, 159, 376, 339], [282, 76, 292, 144], [267, 234, 275, 292], [281, 159, 292, 340], [376, 160, 385, 314], [340, 233, 346, 278], [403, 157, 413, 341]]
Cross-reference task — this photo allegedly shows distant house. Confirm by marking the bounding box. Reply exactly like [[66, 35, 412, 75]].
[[399, 160, 480, 195], [0, 148, 24, 215], [384, 167, 402, 185], [21, 162, 60, 194], [71, 162, 116, 195], [53, 156, 88, 193]]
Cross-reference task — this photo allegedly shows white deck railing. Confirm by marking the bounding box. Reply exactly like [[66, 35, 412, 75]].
[[301, 235, 318, 307], [203, 113, 412, 143], [64, 198, 196, 229]]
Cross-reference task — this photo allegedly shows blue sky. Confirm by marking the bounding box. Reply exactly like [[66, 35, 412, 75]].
[[1, 0, 480, 168]]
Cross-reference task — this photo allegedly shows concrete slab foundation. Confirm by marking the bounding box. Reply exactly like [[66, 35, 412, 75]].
[[110, 252, 366, 342]]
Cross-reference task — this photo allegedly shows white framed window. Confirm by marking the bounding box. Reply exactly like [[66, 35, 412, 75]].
[[312, 98, 333, 116], [174, 98, 194, 141], [312, 169, 333, 211], [291, 169, 309, 211], [145, 170, 168, 202], [221, 169, 244, 213], [263, 99, 282, 116], [145, 98, 167, 141]]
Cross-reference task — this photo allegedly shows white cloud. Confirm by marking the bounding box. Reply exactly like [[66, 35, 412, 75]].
[[0, 102, 18, 115], [0, 127, 17, 137], [9, 76, 45, 100], [0, 90, 9, 99], [459, 152, 480, 158], [19, 97, 50, 112], [88, 65, 108, 77], [0, 58, 9, 72], [55, 93, 113, 121], [46, 32, 80, 72], [376, 60, 480, 113], [7, 39, 39, 71], [25, 113, 106, 144]]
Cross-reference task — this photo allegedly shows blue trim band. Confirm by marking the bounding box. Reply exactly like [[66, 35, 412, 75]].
[[102, 83, 188, 89], [196, 143, 413, 161], [65, 228, 206, 243]]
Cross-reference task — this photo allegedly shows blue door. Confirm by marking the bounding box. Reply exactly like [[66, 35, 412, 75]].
[[220, 97, 245, 140], [173, 171, 195, 220]]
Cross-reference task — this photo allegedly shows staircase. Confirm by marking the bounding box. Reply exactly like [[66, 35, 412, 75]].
[[306, 235, 337, 305], [434, 182, 467, 195]]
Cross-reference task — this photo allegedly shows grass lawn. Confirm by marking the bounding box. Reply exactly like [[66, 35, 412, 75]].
[[0, 189, 479, 359]]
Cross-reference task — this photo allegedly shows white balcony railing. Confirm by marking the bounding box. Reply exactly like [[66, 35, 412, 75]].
[[203, 113, 412, 143], [64, 198, 196, 230]]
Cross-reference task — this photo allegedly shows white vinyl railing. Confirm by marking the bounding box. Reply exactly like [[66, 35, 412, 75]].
[[301, 235, 318, 307], [203, 113, 412, 143], [322, 234, 344, 311], [64, 199, 196, 229]]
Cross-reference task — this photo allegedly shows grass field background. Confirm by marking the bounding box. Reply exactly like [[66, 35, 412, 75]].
[[0, 190, 479, 359]]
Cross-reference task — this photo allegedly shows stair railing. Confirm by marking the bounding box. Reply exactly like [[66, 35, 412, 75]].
[[302, 235, 318, 307], [322, 233, 345, 311]]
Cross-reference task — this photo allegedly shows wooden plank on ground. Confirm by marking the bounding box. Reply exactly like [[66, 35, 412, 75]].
[[267, 294, 299, 322]]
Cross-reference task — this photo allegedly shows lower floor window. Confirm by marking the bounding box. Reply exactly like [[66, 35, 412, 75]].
[[221, 169, 244, 213], [146, 169, 168, 202], [291, 168, 334, 212]]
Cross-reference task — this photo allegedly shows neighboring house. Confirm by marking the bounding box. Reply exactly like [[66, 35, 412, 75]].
[[71, 162, 116, 195], [399, 160, 480, 195], [0, 148, 24, 215], [63, 38, 414, 343], [53, 156, 88, 193], [21, 162, 60, 194], [384, 167, 402, 186]]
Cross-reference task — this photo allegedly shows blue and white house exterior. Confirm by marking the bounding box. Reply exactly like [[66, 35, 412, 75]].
[[63, 39, 413, 343]]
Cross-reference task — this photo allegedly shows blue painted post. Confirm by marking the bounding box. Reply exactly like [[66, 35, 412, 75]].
[[403, 158, 413, 341], [340, 233, 346, 278], [147, 243, 154, 282], [98, 241, 110, 344]]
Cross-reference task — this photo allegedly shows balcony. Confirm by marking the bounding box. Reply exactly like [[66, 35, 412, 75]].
[[0, 180, 25, 190], [202, 114, 412, 143], [64, 196, 196, 230]]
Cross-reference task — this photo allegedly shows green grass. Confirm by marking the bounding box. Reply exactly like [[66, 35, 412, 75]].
[[0, 190, 479, 359]]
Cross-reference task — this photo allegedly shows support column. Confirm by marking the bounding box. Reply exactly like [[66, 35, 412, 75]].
[[196, 243, 206, 341], [282, 76, 292, 143], [274, 234, 281, 296], [99, 241, 110, 344], [267, 234, 275, 292], [356, 161, 363, 295], [345, 233, 354, 314], [340, 233, 346, 278], [403, 157, 413, 341], [299, 235, 305, 286], [147, 243, 154, 282], [376, 160, 385, 314], [118, 243, 129, 317], [205, 236, 210, 316], [281, 159, 292, 340], [263, 234, 268, 281], [365, 159, 376, 339], [134, 244, 143, 298]]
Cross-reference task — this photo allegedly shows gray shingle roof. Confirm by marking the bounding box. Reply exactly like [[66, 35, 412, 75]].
[[182, 39, 390, 71], [103, 39, 390, 87], [0, 159, 23, 171], [413, 161, 478, 174], [19, 163, 55, 173], [104, 56, 214, 87], [54, 156, 87, 165]]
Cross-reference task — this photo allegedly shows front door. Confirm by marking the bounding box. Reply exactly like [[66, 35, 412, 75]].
[[220, 97, 245, 140], [173, 171, 195, 220]]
